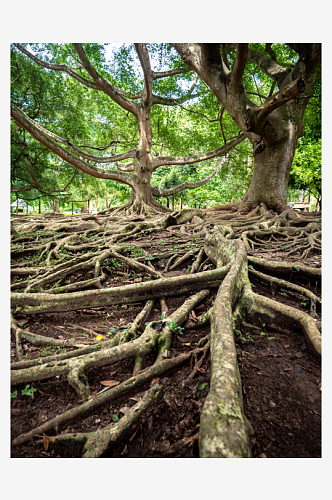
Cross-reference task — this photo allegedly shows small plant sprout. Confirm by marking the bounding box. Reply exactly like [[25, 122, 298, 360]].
[[21, 384, 37, 397], [106, 327, 117, 337], [160, 312, 166, 320], [170, 320, 184, 334]]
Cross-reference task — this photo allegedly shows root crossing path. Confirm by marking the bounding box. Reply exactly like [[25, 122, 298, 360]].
[[10, 207, 321, 458]]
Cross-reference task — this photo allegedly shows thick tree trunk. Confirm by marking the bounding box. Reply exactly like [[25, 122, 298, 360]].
[[53, 196, 60, 213], [242, 124, 298, 213], [81, 203, 88, 214]]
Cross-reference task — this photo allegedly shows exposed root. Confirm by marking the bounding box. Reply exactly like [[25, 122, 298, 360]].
[[12, 347, 201, 447], [46, 385, 163, 458], [11, 207, 322, 458], [248, 267, 321, 317]]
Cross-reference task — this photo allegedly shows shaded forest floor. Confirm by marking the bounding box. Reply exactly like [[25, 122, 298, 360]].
[[10, 211, 321, 458]]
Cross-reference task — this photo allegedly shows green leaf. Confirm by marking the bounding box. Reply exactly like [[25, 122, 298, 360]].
[[293, 266, 300, 272], [200, 383, 206, 390], [112, 414, 119, 422]]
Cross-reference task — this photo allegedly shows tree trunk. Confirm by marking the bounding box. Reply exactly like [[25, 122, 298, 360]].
[[39, 199, 41, 214], [241, 126, 298, 213], [53, 196, 60, 213], [81, 203, 88, 214]]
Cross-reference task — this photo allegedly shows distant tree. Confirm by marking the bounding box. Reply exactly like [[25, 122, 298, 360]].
[[11, 43, 245, 215]]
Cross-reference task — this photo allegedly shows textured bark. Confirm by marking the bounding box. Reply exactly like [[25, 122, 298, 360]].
[[172, 43, 321, 213], [199, 229, 252, 457]]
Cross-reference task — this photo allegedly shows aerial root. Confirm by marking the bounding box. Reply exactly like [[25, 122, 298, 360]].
[[44, 384, 163, 458]]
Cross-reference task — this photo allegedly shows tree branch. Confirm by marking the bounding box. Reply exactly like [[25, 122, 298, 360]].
[[13, 43, 101, 90], [152, 67, 192, 80], [171, 43, 203, 75], [152, 158, 226, 197], [222, 44, 292, 87], [246, 77, 305, 133], [153, 133, 245, 169], [134, 43, 153, 104], [12, 105, 136, 164], [115, 162, 135, 172], [11, 184, 36, 193], [73, 44, 138, 117], [11, 106, 135, 187], [264, 43, 277, 62], [230, 44, 248, 89]]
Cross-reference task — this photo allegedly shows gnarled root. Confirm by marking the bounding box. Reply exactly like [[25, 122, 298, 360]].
[[199, 229, 252, 458], [46, 385, 163, 458]]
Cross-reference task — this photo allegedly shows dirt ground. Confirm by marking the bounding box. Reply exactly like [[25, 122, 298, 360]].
[[10, 217, 321, 458]]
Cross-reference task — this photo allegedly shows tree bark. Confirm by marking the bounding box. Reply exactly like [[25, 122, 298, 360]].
[[172, 43, 321, 214], [53, 196, 60, 213], [241, 122, 298, 212]]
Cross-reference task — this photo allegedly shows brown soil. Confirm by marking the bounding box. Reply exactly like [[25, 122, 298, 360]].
[[10, 219, 321, 458]]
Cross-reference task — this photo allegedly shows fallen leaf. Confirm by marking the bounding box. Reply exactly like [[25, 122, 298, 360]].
[[135, 278, 142, 282], [130, 395, 142, 402], [150, 377, 160, 387], [100, 380, 120, 388], [95, 418, 101, 423], [122, 280, 134, 284], [95, 335, 104, 341], [109, 371, 117, 377], [191, 309, 197, 319], [183, 343, 191, 346], [58, 335, 64, 339], [189, 311, 197, 322], [43, 433, 49, 452], [119, 406, 130, 415], [196, 366, 206, 374]]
